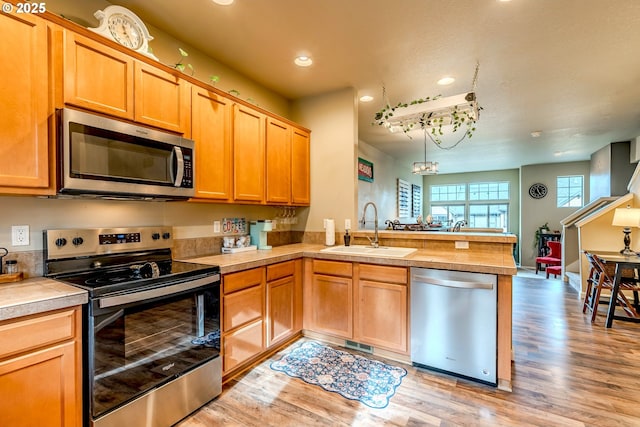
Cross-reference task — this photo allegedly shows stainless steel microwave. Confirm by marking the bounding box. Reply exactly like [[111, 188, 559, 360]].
[[57, 108, 195, 200]]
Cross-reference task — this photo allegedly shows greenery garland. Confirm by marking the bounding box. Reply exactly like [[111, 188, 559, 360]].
[[372, 93, 480, 145]]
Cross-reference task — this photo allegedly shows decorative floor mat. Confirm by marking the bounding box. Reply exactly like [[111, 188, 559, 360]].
[[270, 341, 407, 409]]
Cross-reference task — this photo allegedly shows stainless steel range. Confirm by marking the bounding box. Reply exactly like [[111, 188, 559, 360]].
[[44, 227, 221, 427]]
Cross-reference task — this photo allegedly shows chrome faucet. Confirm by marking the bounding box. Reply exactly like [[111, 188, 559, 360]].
[[360, 202, 379, 248]]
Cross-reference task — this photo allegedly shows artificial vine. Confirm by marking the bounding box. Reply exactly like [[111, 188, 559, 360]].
[[372, 92, 480, 146]]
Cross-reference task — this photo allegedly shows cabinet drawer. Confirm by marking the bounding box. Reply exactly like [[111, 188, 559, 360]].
[[223, 319, 264, 373], [0, 309, 77, 359], [359, 264, 407, 285], [223, 267, 264, 294], [223, 285, 263, 331], [313, 260, 352, 277], [266, 260, 295, 281]]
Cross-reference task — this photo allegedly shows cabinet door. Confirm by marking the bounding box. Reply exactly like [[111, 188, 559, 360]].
[[356, 280, 408, 353], [310, 274, 353, 338], [191, 87, 233, 200], [223, 319, 264, 374], [0, 10, 52, 193], [223, 284, 264, 331], [233, 104, 265, 202], [267, 276, 295, 346], [265, 118, 291, 204], [64, 31, 134, 120], [291, 127, 311, 205], [134, 62, 190, 133], [0, 341, 79, 427]]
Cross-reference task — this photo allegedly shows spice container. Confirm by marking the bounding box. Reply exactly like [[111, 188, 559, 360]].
[[5, 260, 17, 274]]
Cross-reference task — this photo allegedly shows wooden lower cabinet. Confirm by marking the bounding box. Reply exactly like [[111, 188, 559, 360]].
[[307, 260, 354, 339], [0, 307, 82, 427], [222, 267, 265, 375], [223, 319, 264, 374], [266, 260, 302, 347], [355, 264, 408, 353], [306, 260, 409, 354]]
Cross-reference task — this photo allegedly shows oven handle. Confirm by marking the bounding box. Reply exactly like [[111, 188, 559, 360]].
[[98, 274, 219, 308]]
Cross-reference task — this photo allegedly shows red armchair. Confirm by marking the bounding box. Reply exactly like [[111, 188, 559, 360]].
[[536, 240, 561, 274]]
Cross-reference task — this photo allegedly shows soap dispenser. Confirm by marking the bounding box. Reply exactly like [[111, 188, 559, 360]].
[[344, 229, 351, 246]]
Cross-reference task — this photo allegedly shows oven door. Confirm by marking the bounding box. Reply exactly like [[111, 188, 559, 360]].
[[59, 108, 194, 199], [88, 277, 220, 422]]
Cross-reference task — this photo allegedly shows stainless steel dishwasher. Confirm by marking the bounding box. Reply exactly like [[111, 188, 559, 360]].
[[410, 267, 497, 386]]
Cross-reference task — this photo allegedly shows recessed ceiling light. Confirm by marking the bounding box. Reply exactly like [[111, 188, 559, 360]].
[[437, 76, 455, 86], [359, 95, 374, 102], [212, 0, 234, 5], [294, 56, 313, 67]]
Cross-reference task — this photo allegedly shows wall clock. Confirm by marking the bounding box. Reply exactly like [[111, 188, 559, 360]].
[[88, 5, 158, 60], [528, 183, 548, 199]]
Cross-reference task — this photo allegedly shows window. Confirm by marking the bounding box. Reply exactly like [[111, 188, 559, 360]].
[[557, 175, 583, 208], [469, 204, 508, 231], [430, 205, 465, 224], [430, 181, 510, 230], [431, 184, 466, 201], [469, 182, 509, 200]]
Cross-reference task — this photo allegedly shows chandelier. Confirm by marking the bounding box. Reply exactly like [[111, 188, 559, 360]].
[[413, 129, 439, 175]]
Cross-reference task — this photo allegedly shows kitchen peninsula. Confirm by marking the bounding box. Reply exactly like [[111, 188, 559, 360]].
[[184, 230, 517, 391]]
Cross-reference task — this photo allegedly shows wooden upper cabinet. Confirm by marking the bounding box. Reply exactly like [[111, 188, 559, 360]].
[[233, 104, 266, 202], [291, 127, 311, 205], [0, 9, 53, 194], [191, 87, 233, 200], [265, 118, 291, 204], [63, 31, 135, 120], [64, 31, 189, 134], [134, 62, 190, 134]]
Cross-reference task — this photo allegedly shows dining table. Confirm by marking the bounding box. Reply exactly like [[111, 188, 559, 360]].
[[594, 252, 640, 328]]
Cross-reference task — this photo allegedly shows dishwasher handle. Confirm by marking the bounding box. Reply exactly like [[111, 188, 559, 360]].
[[412, 274, 494, 290]]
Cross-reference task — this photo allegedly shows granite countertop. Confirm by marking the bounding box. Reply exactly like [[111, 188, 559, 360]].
[[184, 242, 518, 276], [0, 277, 88, 322], [1, 239, 515, 322]]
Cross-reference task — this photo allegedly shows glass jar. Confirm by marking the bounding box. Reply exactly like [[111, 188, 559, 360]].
[[5, 260, 17, 274]]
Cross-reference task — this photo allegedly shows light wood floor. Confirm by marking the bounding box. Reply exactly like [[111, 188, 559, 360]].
[[176, 275, 640, 426]]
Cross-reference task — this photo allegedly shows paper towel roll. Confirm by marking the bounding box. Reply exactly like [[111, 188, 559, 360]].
[[325, 219, 335, 246]]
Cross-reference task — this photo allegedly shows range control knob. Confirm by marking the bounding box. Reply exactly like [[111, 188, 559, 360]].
[[152, 233, 161, 240], [55, 237, 67, 247], [72, 237, 84, 246], [162, 232, 171, 239]]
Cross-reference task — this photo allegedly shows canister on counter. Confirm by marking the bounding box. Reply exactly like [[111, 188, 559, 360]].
[[5, 260, 17, 274]]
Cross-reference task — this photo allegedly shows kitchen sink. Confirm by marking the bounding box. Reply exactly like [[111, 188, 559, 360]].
[[320, 245, 417, 258]]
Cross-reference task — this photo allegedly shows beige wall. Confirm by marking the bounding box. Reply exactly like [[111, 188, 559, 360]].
[[292, 88, 358, 233], [357, 142, 422, 230], [521, 161, 591, 267]]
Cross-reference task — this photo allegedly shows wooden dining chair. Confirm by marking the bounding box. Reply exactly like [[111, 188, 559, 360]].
[[582, 252, 640, 323]]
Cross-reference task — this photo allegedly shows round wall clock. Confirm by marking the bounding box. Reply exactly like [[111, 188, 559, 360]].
[[528, 183, 548, 199], [88, 5, 158, 60]]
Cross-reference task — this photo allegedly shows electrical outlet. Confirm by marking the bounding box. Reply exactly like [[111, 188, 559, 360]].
[[213, 221, 221, 233], [11, 225, 29, 246], [345, 219, 351, 230]]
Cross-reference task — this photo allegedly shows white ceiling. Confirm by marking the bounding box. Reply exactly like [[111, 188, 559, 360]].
[[116, 0, 640, 174]]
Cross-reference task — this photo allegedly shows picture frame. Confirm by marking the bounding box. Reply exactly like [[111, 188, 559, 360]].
[[358, 157, 374, 182]]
